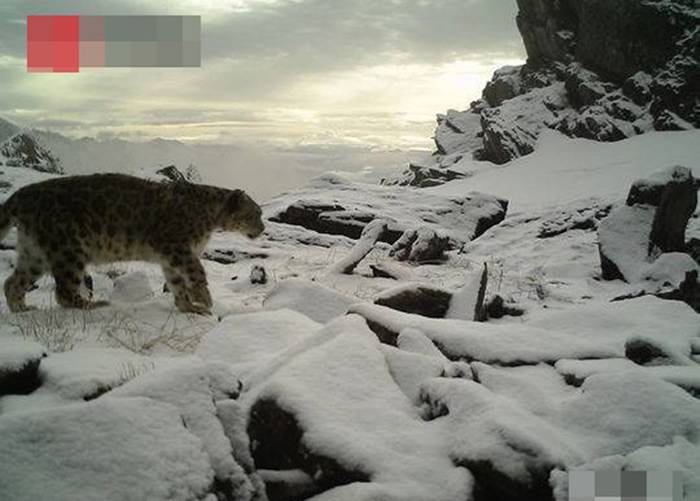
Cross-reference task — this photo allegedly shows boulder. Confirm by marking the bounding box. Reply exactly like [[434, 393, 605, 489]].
[[627, 165, 699, 207], [373, 265, 488, 322], [482, 66, 524, 107], [564, 64, 614, 108], [434, 110, 483, 156], [250, 264, 268, 284], [480, 83, 568, 164], [599, 167, 698, 282], [597, 205, 655, 281]]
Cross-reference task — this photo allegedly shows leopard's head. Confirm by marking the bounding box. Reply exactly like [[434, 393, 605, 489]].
[[221, 189, 265, 238]]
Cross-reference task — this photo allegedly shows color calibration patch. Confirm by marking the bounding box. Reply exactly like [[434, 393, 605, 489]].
[[27, 15, 201, 72], [569, 471, 683, 501]]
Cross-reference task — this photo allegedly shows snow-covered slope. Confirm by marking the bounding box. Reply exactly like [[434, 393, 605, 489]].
[[429, 129, 700, 212], [1, 122, 698, 500]]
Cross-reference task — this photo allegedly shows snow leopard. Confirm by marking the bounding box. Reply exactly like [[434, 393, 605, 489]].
[[0, 173, 264, 314]]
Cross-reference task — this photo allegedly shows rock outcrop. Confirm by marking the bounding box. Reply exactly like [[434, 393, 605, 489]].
[[598, 166, 699, 285], [386, 0, 699, 185], [267, 174, 507, 248], [0, 132, 64, 174]]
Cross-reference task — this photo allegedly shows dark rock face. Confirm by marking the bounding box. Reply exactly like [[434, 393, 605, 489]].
[[248, 398, 369, 498], [649, 170, 698, 254], [374, 286, 453, 319], [386, 0, 698, 173], [574, 0, 697, 82], [516, 0, 578, 67], [457, 458, 555, 501], [0, 357, 43, 396]]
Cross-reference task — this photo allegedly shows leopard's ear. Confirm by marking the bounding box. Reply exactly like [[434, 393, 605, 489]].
[[226, 190, 244, 211]]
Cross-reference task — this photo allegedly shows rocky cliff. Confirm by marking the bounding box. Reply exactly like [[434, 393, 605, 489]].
[[386, 0, 699, 186]]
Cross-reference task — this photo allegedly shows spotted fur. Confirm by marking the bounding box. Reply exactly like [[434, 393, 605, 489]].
[[1, 173, 264, 314]]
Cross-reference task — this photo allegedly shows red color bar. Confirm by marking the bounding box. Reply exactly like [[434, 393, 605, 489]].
[[27, 15, 80, 72]]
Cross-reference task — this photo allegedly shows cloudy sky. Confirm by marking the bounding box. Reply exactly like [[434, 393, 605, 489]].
[[0, 0, 524, 150]]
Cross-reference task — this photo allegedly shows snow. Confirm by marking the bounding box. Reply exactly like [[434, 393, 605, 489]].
[[244, 315, 473, 501], [349, 303, 617, 363], [109, 360, 256, 499], [266, 172, 506, 245], [38, 347, 153, 400], [196, 308, 320, 376], [639, 251, 699, 289], [597, 205, 655, 282], [327, 218, 388, 274], [1, 85, 699, 501], [263, 278, 356, 323], [0, 397, 215, 501], [445, 264, 486, 320], [110, 271, 155, 303], [555, 358, 700, 392], [430, 129, 700, 212], [0, 334, 45, 372]]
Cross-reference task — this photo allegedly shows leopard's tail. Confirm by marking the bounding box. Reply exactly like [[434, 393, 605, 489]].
[[0, 201, 11, 243]]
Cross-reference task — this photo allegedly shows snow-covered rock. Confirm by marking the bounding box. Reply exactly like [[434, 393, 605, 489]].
[[263, 279, 356, 324], [627, 165, 700, 207], [0, 335, 46, 396], [597, 204, 655, 281], [389, 226, 449, 263], [481, 83, 569, 165], [109, 360, 263, 501], [38, 347, 154, 400], [197, 309, 320, 377], [352, 295, 698, 363], [134, 163, 203, 184], [0, 397, 216, 501], [267, 173, 508, 247], [0, 132, 63, 174], [434, 110, 483, 156], [387, 0, 699, 176], [245, 315, 472, 501]]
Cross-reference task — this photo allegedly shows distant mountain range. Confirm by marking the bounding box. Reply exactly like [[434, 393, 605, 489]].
[[0, 117, 424, 201]]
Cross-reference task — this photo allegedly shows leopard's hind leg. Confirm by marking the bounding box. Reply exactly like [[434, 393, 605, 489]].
[[4, 231, 47, 312]]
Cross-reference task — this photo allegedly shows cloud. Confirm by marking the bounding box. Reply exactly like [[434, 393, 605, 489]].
[[0, 0, 524, 147]]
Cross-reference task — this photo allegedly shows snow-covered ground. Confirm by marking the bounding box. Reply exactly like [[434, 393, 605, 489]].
[[1, 129, 699, 500]]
